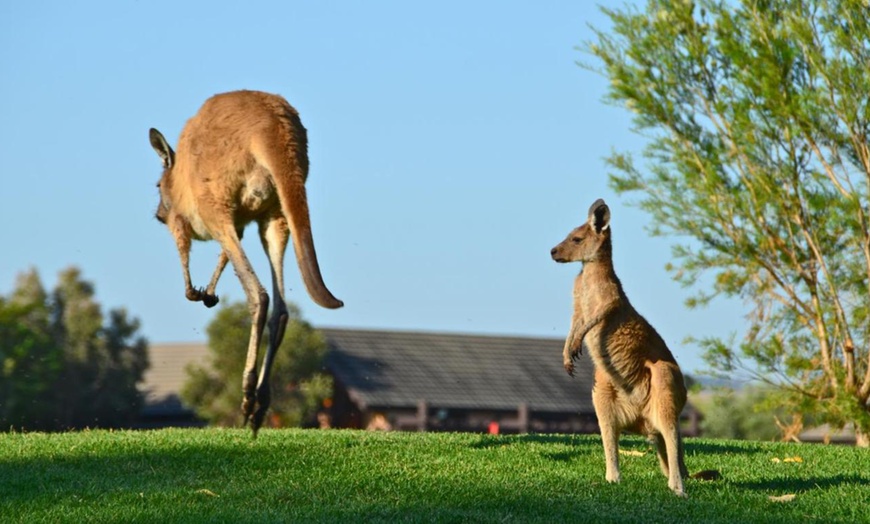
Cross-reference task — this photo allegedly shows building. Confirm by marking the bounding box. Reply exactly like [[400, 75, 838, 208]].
[[141, 328, 700, 435], [322, 328, 600, 433], [138, 342, 209, 428]]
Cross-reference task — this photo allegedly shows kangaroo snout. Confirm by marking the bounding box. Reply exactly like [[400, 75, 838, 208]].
[[551, 246, 567, 263]]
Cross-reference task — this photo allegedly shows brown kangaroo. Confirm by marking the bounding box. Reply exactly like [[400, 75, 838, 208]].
[[551, 199, 689, 496], [149, 90, 343, 434]]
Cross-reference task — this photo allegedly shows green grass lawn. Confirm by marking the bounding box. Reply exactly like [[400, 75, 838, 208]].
[[1, 429, 867, 523]]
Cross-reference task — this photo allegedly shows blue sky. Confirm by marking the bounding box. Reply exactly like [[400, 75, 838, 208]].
[[0, 1, 745, 374]]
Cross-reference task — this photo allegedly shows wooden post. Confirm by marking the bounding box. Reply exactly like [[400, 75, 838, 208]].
[[518, 402, 529, 434], [416, 400, 428, 432]]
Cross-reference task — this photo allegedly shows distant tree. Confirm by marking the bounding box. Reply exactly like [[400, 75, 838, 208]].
[[588, 0, 870, 446], [0, 271, 61, 430], [0, 267, 148, 430], [696, 386, 788, 441], [181, 301, 332, 428]]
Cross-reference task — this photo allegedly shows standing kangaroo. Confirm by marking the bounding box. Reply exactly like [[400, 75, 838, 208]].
[[551, 199, 688, 496], [149, 90, 343, 434]]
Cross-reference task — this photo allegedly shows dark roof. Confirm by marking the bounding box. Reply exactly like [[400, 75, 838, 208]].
[[140, 342, 209, 416], [321, 328, 594, 414]]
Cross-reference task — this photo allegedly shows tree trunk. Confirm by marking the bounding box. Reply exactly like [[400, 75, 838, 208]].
[[856, 428, 869, 448]]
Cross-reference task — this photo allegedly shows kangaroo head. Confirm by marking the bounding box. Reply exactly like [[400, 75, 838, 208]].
[[149, 128, 175, 225], [551, 198, 611, 263]]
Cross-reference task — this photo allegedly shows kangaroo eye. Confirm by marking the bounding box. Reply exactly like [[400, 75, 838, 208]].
[[572, 237, 582, 244]]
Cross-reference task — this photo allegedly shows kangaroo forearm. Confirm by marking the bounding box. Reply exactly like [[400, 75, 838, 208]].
[[563, 334, 577, 362], [564, 309, 586, 358]]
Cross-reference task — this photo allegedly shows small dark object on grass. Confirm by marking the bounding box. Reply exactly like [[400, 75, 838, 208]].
[[691, 470, 722, 481]]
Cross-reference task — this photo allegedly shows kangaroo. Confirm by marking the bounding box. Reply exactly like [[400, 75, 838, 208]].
[[149, 90, 343, 434], [551, 199, 689, 496]]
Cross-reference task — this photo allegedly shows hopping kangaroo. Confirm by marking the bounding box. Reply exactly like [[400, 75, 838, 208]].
[[149, 90, 343, 434], [551, 199, 688, 496]]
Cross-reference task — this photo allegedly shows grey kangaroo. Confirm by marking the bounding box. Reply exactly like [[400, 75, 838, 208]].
[[551, 199, 688, 496], [149, 90, 343, 435]]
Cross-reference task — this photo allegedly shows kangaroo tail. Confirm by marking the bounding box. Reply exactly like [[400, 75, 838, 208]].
[[255, 113, 343, 310]]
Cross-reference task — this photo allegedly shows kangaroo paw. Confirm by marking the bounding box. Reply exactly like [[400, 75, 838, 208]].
[[185, 286, 217, 307], [202, 293, 219, 308], [185, 287, 203, 302], [564, 360, 575, 377]]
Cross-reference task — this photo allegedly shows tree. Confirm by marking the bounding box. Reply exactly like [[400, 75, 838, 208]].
[[695, 386, 790, 441], [0, 271, 61, 430], [50, 267, 149, 429], [587, 0, 870, 445], [181, 300, 332, 428], [0, 267, 148, 430]]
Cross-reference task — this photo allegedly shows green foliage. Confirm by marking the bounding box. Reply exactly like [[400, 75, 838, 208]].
[[694, 386, 788, 441], [0, 267, 148, 430], [0, 299, 60, 430], [181, 301, 332, 428], [2, 429, 870, 523], [588, 0, 870, 444]]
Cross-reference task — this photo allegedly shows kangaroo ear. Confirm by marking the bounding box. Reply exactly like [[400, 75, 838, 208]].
[[149, 128, 175, 169], [587, 199, 610, 233]]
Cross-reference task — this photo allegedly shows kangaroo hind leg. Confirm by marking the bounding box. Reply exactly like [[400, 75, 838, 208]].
[[249, 215, 291, 432], [653, 433, 670, 478], [592, 377, 622, 484], [214, 225, 270, 433], [661, 425, 686, 496], [650, 365, 687, 496], [652, 431, 687, 480]]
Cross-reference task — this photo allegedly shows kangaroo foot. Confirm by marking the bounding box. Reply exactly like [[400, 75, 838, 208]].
[[241, 372, 258, 427], [201, 293, 219, 308], [250, 385, 271, 436]]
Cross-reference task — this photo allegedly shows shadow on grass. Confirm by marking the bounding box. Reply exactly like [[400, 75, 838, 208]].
[[468, 433, 592, 448], [732, 473, 870, 492], [467, 434, 773, 464], [684, 439, 768, 455], [470, 433, 771, 456], [468, 433, 603, 463]]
